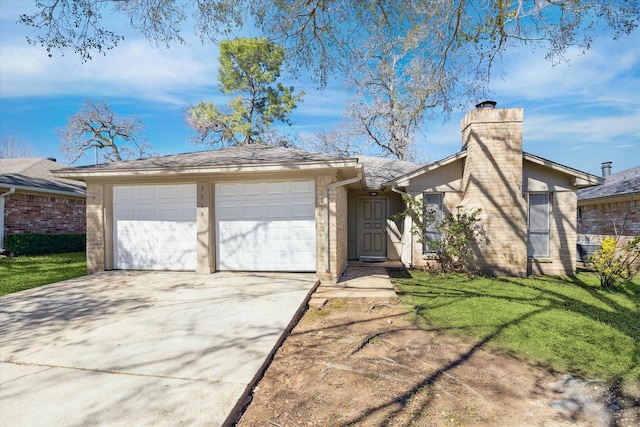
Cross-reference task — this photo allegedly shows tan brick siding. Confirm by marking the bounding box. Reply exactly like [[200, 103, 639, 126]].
[[333, 186, 348, 278], [3, 192, 85, 235], [85, 183, 105, 273], [459, 108, 528, 276]]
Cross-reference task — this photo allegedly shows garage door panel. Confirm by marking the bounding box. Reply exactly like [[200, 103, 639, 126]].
[[136, 187, 155, 200], [241, 205, 263, 219], [291, 180, 313, 193], [216, 181, 316, 272], [113, 184, 196, 270]]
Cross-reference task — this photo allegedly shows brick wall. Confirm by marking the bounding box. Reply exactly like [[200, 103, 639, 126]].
[[4, 191, 86, 235], [578, 198, 639, 240], [85, 183, 105, 273], [334, 185, 349, 279], [459, 107, 529, 276]]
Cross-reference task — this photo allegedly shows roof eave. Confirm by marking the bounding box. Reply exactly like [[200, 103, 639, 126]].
[[523, 152, 603, 188], [52, 159, 360, 180], [0, 183, 86, 198], [384, 151, 467, 187]]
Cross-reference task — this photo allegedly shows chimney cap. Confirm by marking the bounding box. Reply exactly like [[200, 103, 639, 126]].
[[601, 161, 612, 178], [46, 157, 57, 162], [475, 100, 497, 109]]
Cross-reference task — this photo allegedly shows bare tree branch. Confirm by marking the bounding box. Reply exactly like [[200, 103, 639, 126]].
[[58, 99, 153, 163]]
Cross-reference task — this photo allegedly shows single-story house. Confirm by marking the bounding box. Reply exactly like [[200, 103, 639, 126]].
[[53, 103, 601, 280], [577, 163, 639, 244], [0, 158, 86, 251]]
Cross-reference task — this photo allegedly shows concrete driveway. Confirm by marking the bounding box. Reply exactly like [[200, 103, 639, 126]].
[[0, 271, 318, 426]]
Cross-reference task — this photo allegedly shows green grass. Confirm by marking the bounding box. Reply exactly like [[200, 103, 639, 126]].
[[390, 269, 640, 385], [0, 252, 87, 295]]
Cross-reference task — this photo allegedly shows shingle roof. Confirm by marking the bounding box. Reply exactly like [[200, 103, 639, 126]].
[[0, 158, 86, 197], [355, 155, 421, 189], [64, 145, 352, 172], [577, 165, 640, 201]]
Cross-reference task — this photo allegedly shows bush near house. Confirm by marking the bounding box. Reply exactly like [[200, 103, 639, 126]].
[[589, 236, 640, 288], [4, 233, 85, 256]]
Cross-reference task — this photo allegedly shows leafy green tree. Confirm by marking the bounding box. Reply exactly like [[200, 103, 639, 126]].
[[186, 37, 303, 146]]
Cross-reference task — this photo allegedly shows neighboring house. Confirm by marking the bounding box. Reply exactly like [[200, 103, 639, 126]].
[[0, 158, 87, 251], [577, 163, 640, 243], [54, 103, 601, 280]]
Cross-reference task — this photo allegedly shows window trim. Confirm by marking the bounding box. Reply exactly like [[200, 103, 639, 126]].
[[527, 192, 551, 258], [422, 192, 444, 255]]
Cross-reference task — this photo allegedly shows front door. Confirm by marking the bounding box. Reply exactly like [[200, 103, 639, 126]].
[[357, 197, 387, 260]]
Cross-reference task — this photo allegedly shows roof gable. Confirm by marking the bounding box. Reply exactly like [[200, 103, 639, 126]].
[[384, 150, 601, 189], [355, 156, 421, 189]]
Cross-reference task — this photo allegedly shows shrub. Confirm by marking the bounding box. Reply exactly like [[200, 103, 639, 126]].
[[589, 236, 640, 288], [4, 233, 86, 256], [391, 194, 486, 274]]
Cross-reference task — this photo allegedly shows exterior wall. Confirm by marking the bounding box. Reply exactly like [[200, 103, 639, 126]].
[[347, 190, 405, 262], [409, 191, 463, 271], [83, 172, 348, 279], [333, 185, 349, 279], [318, 174, 351, 282], [524, 162, 581, 275], [528, 191, 577, 276], [578, 197, 639, 241], [2, 191, 85, 235], [196, 181, 215, 274], [85, 182, 106, 273], [459, 107, 528, 276]]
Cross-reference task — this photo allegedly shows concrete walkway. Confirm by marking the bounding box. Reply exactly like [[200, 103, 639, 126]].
[[0, 271, 318, 427], [311, 261, 401, 304]]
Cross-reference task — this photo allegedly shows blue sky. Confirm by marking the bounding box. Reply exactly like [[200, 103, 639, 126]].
[[1, 1, 638, 177]]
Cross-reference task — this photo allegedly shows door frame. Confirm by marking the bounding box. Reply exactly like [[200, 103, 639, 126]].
[[356, 196, 388, 261]]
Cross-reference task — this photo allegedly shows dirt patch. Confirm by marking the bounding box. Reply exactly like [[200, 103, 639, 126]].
[[236, 300, 639, 426]]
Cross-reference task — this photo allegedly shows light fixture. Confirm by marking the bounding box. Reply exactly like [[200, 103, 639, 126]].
[[370, 191, 378, 196]]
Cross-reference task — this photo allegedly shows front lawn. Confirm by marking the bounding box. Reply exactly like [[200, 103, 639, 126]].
[[390, 269, 640, 385], [0, 252, 87, 295]]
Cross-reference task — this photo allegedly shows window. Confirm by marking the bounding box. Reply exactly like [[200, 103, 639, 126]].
[[528, 193, 550, 258], [423, 193, 443, 254]]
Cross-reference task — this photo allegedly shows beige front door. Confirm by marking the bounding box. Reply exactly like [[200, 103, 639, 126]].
[[357, 197, 387, 260]]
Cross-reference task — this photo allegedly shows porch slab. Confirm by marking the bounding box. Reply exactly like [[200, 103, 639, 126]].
[[312, 262, 401, 302]]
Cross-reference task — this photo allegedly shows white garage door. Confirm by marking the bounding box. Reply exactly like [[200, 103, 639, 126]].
[[216, 180, 316, 271], [113, 184, 197, 270]]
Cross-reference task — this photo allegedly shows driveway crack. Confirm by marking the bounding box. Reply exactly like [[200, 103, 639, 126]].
[[0, 360, 212, 383]]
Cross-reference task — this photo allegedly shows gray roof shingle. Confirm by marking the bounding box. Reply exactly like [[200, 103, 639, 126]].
[[0, 158, 86, 196], [356, 155, 421, 189], [63, 145, 353, 171], [577, 165, 640, 201]]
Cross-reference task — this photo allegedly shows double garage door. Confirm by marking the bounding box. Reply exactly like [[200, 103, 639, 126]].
[[113, 181, 316, 271]]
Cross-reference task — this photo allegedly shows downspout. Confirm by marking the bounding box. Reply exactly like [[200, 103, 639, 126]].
[[324, 169, 363, 274], [0, 187, 16, 251], [391, 185, 412, 267]]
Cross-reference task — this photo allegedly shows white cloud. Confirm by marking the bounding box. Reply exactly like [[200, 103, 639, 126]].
[[0, 37, 220, 105], [492, 35, 640, 104]]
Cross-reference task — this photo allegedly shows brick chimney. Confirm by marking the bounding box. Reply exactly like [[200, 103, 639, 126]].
[[459, 102, 528, 276]]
